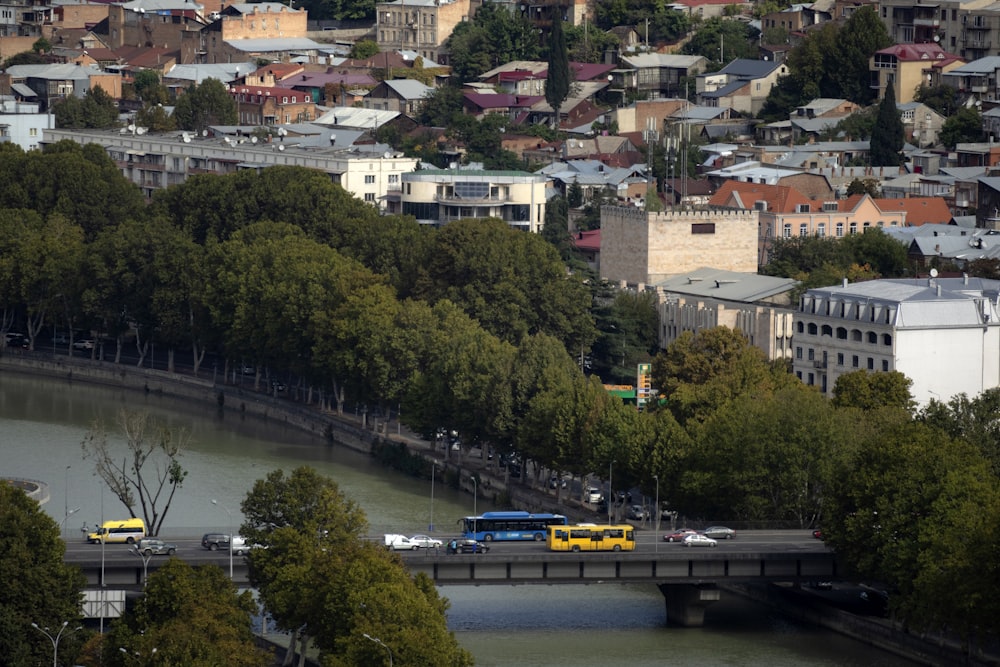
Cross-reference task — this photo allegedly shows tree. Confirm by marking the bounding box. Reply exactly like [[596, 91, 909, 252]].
[[846, 177, 880, 198], [939, 105, 984, 149], [545, 7, 571, 130], [172, 78, 237, 133], [53, 87, 119, 129], [132, 69, 168, 105], [349, 39, 380, 59], [80, 409, 189, 536], [832, 6, 892, 105], [914, 83, 961, 117], [0, 482, 87, 667], [832, 370, 915, 412], [870, 81, 904, 167], [105, 559, 268, 667], [682, 18, 760, 67]]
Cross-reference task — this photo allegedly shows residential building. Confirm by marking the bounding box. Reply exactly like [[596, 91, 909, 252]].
[[0, 63, 121, 111], [653, 267, 798, 361], [869, 43, 963, 104], [397, 167, 549, 232], [708, 181, 908, 264], [877, 0, 1000, 62], [696, 59, 789, 114], [364, 79, 432, 115], [230, 85, 316, 125], [615, 54, 707, 100], [375, 0, 470, 64], [0, 98, 51, 150], [106, 0, 206, 50], [600, 207, 759, 287], [898, 101, 946, 147], [942, 55, 1000, 103], [792, 276, 1000, 405], [671, 0, 752, 19], [44, 127, 418, 209]]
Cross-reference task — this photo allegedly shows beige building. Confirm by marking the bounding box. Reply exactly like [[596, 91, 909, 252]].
[[600, 207, 759, 287], [869, 43, 963, 103], [44, 127, 417, 209], [653, 268, 798, 361], [397, 168, 549, 232], [376, 0, 470, 64]]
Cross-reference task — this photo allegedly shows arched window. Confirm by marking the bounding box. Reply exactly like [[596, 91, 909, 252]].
[[821, 324, 833, 336], [851, 329, 862, 341], [867, 331, 877, 344], [882, 333, 893, 346], [836, 222, 844, 237], [836, 327, 847, 339], [797, 321, 804, 333], [808, 323, 818, 335]]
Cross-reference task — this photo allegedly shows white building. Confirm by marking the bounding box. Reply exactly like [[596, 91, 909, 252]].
[[792, 277, 1000, 406], [0, 98, 52, 151], [43, 127, 417, 209], [397, 167, 549, 232]]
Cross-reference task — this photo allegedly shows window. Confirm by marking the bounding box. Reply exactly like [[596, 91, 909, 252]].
[[365, 175, 376, 184], [882, 360, 889, 371], [691, 223, 716, 234], [807, 348, 815, 361], [796, 347, 803, 359], [882, 333, 892, 346], [797, 204, 810, 213], [821, 324, 832, 336], [799, 223, 808, 236], [867, 357, 874, 370], [836, 327, 847, 339], [797, 321, 804, 333], [836, 222, 844, 237], [807, 323, 818, 335], [364, 193, 376, 202], [837, 353, 844, 366], [867, 332, 877, 344], [817, 223, 826, 237], [807, 372, 814, 386], [388, 174, 399, 184], [849, 222, 858, 234], [852, 355, 859, 368], [783, 224, 792, 238]]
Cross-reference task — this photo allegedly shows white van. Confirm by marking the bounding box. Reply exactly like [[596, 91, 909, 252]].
[[86, 518, 147, 544], [586, 488, 603, 504]]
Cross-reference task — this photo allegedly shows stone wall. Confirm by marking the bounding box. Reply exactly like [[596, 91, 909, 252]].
[[600, 206, 759, 286]]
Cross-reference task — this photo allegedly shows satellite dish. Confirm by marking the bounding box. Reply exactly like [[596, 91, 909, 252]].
[[182, 132, 191, 142], [449, 161, 458, 169], [384, 151, 392, 158], [277, 127, 287, 136], [933, 34, 941, 42], [135, 127, 146, 135], [251, 136, 258, 144], [278, 144, 285, 151], [930, 268, 939, 278], [223, 137, 232, 144], [127, 124, 136, 132], [202, 129, 208, 137]]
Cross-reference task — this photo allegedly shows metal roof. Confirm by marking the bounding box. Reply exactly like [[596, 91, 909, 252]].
[[653, 268, 797, 302]]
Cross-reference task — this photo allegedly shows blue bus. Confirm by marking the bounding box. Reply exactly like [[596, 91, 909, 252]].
[[461, 511, 568, 542]]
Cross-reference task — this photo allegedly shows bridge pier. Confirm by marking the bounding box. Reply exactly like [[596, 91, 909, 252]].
[[658, 583, 721, 627]]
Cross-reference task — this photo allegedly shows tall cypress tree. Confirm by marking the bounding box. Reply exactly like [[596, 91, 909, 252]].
[[545, 6, 570, 130], [870, 80, 904, 167]]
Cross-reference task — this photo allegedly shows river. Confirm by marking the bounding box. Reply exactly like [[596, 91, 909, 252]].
[[0, 371, 913, 666]]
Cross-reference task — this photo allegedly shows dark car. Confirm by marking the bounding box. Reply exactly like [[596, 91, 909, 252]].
[[202, 533, 231, 550], [664, 529, 698, 543], [447, 539, 489, 554]]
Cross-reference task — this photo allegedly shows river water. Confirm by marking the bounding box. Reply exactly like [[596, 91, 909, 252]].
[[0, 371, 913, 666]]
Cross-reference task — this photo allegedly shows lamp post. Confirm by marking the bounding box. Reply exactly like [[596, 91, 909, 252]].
[[211, 499, 233, 580], [653, 474, 659, 553], [471, 475, 478, 523], [60, 507, 81, 536], [129, 544, 154, 588], [119, 647, 157, 664], [363, 633, 393, 666], [64, 465, 70, 539], [608, 461, 614, 524], [32, 620, 82, 667], [429, 461, 438, 532]]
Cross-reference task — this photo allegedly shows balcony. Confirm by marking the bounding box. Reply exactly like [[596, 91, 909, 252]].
[[813, 360, 828, 369], [964, 40, 992, 49], [435, 193, 509, 204], [913, 17, 940, 27]]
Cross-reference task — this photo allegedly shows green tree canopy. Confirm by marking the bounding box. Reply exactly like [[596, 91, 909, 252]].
[[172, 78, 238, 133], [0, 482, 87, 667], [833, 6, 892, 105], [870, 81, 905, 166], [832, 370, 915, 412], [53, 86, 119, 129], [939, 105, 984, 149], [681, 18, 760, 68], [545, 8, 571, 128], [445, 3, 539, 82]]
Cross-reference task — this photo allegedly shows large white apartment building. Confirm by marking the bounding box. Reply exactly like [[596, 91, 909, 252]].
[[792, 276, 1000, 405], [43, 128, 418, 209]]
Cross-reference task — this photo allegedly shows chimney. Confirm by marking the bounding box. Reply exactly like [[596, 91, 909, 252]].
[[842, 278, 848, 287]]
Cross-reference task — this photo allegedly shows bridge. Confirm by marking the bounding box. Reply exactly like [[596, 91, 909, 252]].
[[67, 540, 838, 627]]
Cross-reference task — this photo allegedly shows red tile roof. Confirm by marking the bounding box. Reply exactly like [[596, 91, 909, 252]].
[[572, 229, 601, 252], [872, 197, 953, 226], [707, 180, 812, 213], [874, 43, 960, 61]]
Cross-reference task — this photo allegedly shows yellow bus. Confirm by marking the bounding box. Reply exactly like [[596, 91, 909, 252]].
[[547, 524, 636, 552], [86, 518, 146, 544]]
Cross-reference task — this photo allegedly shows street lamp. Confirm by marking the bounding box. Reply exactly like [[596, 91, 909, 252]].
[[61, 507, 81, 536], [32, 620, 82, 667], [471, 475, 478, 524], [211, 499, 234, 580], [64, 465, 70, 539], [608, 461, 614, 524], [429, 461, 440, 532], [120, 646, 157, 664], [129, 544, 153, 588], [653, 474, 659, 553], [363, 633, 393, 667]]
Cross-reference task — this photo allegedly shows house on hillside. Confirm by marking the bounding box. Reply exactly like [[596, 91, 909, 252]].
[[364, 79, 432, 115], [696, 59, 789, 114], [617, 54, 707, 100], [869, 43, 964, 104]]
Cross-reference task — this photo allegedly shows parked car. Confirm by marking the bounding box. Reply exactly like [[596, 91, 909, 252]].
[[408, 534, 443, 549], [137, 538, 177, 556], [73, 339, 95, 350], [664, 529, 698, 543], [447, 539, 489, 554], [627, 505, 648, 521], [812, 529, 824, 540], [385, 534, 420, 550], [702, 526, 736, 540], [585, 488, 603, 504], [201, 533, 248, 554], [3, 332, 27, 348], [549, 475, 568, 489], [682, 533, 718, 548]]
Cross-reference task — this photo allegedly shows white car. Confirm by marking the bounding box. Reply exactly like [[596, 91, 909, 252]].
[[407, 534, 443, 549], [682, 533, 718, 548], [384, 534, 420, 550], [585, 488, 603, 504]]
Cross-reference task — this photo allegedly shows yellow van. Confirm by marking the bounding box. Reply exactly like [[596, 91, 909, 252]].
[[86, 518, 147, 544]]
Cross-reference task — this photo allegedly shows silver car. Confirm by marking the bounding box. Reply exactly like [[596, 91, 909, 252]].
[[702, 526, 736, 540], [682, 534, 718, 548], [137, 538, 177, 556]]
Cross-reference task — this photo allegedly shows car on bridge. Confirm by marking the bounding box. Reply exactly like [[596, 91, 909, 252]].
[[664, 529, 698, 542], [137, 538, 177, 556], [682, 534, 718, 548], [702, 526, 736, 540], [447, 539, 489, 554], [201, 533, 249, 554]]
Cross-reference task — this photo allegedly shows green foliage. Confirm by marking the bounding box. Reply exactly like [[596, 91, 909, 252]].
[[764, 227, 909, 289], [417, 83, 463, 127], [32, 37, 51, 53], [565, 21, 620, 63], [833, 6, 892, 105], [939, 105, 984, 149], [3, 50, 45, 68], [681, 18, 759, 68], [846, 177, 880, 197], [172, 78, 238, 133], [106, 559, 267, 667], [832, 370, 915, 412], [545, 9, 571, 127], [914, 83, 961, 117], [919, 387, 1000, 477], [830, 107, 877, 141], [446, 3, 540, 82], [135, 102, 176, 132], [870, 81, 905, 166], [349, 38, 380, 59], [0, 483, 87, 667], [53, 87, 119, 129], [567, 180, 584, 208], [593, 0, 691, 43]]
